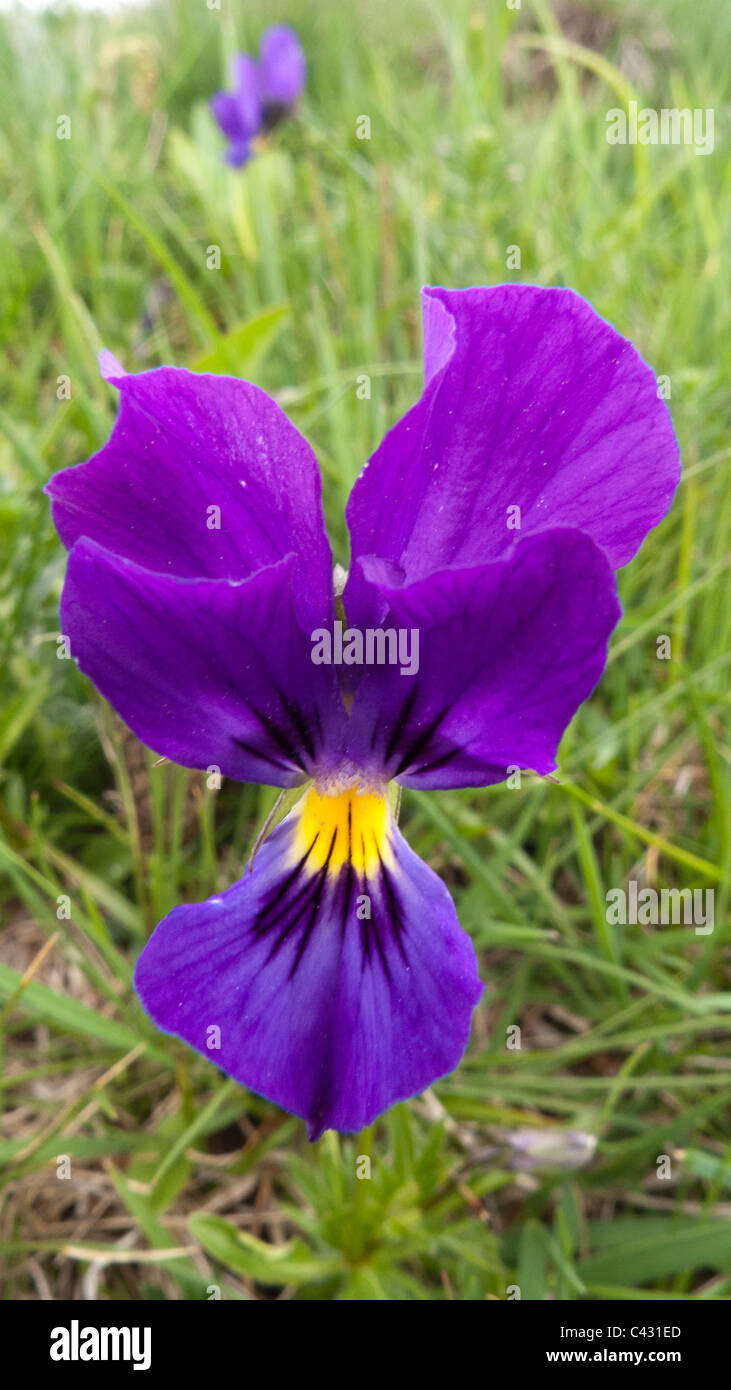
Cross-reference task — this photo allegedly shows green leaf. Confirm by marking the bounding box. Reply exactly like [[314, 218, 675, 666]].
[[0, 681, 49, 765], [191, 303, 290, 377], [337, 1266, 390, 1300], [0, 962, 169, 1064], [517, 1220, 549, 1301], [189, 1213, 339, 1287], [580, 1219, 731, 1284]]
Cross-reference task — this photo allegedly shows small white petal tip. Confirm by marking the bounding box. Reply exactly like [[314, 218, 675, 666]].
[[98, 349, 126, 381]]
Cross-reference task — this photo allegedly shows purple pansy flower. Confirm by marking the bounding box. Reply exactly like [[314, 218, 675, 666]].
[[45, 286, 680, 1140], [210, 27, 306, 168]]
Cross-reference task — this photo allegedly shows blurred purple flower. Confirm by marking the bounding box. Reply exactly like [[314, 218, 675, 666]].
[[210, 27, 306, 167]]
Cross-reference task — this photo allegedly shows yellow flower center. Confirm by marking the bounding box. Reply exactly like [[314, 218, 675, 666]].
[[293, 785, 393, 878]]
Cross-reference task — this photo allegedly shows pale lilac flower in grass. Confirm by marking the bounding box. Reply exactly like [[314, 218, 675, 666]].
[[45, 286, 680, 1140], [210, 27, 306, 167], [506, 1127, 597, 1173]]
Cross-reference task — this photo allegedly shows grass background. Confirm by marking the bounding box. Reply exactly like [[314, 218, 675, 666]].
[[0, 0, 729, 1300]]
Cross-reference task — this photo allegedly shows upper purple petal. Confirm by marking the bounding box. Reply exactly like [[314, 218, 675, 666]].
[[345, 284, 680, 625], [134, 788, 482, 1139], [60, 546, 348, 787], [232, 53, 263, 133], [45, 364, 334, 634], [210, 56, 262, 156], [258, 26, 306, 107], [345, 529, 622, 790]]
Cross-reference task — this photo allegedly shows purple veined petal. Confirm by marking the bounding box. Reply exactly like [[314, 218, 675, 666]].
[[45, 364, 334, 634], [344, 529, 622, 790], [134, 783, 482, 1139], [345, 284, 680, 624], [258, 26, 306, 108], [60, 544, 348, 788]]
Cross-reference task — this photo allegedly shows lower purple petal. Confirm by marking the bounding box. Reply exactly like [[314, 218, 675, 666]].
[[134, 787, 482, 1139], [225, 138, 254, 168]]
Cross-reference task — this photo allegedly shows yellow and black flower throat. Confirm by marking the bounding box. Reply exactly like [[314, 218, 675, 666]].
[[294, 786, 395, 877], [249, 785, 406, 979]]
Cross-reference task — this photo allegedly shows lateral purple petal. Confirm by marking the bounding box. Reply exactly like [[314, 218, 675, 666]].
[[345, 530, 622, 790], [345, 285, 679, 622], [135, 792, 482, 1140], [45, 365, 334, 633], [210, 92, 247, 143], [60, 545, 348, 787], [259, 26, 306, 107]]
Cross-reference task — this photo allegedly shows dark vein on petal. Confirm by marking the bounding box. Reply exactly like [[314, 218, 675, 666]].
[[365, 830, 390, 978], [251, 831, 319, 939], [376, 844, 409, 964], [340, 801, 354, 937], [290, 826, 338, 976], [408, 747, 460, 776], [232, 736, 295, 774], [276, 687, 317, 763], [247, 703, 303, 768], [254, 868, 320, 943], [383, 685, 420, 762], [392, 706, 451, 776]]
